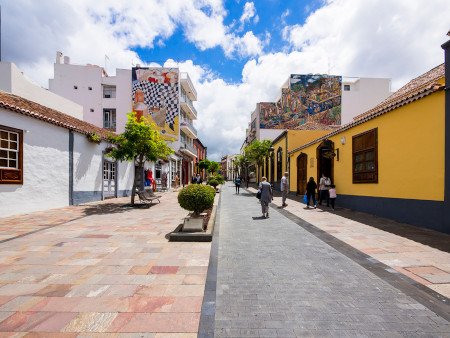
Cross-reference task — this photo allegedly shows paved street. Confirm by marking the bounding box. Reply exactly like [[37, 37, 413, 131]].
[[0, 192, 210, 336], [212, 184, 450, 337]]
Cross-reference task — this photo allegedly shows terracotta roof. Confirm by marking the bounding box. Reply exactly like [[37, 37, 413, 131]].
[[354, 63, 445, 121], [0, 91, 113, 139], [288, 64, 445, 155], [295, 122, 340, 130]]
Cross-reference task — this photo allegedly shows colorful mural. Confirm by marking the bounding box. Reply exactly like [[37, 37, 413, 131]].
[[131, 67, 179, 140], [260, 74, 342, 129]]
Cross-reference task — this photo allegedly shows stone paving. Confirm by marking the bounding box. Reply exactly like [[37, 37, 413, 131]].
[[255, 187, 450, 300], [214, 184, 450, 337], [0, 192, 211, 336]]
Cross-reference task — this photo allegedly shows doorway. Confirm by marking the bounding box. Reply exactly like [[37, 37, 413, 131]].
[[296, 153, 307, 195], [103, 159, 117, 199], [316, 140, 334, 183]]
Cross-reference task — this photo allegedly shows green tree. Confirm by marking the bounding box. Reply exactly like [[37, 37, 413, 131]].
[[208, 161, 219, 175], [245, 139, 272, 183], [198, 159, 211, 173], [107, 113, 173, 205]]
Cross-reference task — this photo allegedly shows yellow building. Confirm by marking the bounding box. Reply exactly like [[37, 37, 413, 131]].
[[288, 62, 449, 233]]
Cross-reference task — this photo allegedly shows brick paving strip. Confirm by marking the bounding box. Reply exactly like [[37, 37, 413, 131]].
[[0, 192, 211, 336], [211, 184, 450, 337]]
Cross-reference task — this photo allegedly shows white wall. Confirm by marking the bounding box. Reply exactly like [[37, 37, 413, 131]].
[[0, 109, 70, 217], [341, 78, 391, 124], [0, 62, 83, 120], [73, 133, 105, 193], [112, 69, 132, 133], [118, 161, 134, 195], [49, 63, 103, 126]]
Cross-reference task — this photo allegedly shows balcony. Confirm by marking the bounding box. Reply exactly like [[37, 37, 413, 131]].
[[180, 117, 197, 139], [180, 93, 198, 120], [179, 141, 197, 158], [180, 72, 197, 101]]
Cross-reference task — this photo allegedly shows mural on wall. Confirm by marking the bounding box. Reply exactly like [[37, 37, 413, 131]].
[[260, 74, 342, 129], [131, 67, 179, 140]]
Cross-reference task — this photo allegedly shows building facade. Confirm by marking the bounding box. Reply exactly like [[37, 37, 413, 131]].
[[193, 138, 207, 180], [48, 52, 199, 189], [0, 91, 134, 218]]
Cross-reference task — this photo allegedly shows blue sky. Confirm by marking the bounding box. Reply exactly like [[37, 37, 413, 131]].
[[1, 0, 449, 159]]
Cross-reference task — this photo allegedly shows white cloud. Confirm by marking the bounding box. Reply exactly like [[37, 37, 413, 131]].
[[1, 0, 449, 160], [240, 2, 256, 25]]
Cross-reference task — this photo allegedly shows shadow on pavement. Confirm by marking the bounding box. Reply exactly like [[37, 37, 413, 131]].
[[252, 216, 267, 220], [274, 191, 450, 254]]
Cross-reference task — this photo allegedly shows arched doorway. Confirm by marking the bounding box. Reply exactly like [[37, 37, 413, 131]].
[[296, 153, 307, 195], [316, 140, 335, 183]]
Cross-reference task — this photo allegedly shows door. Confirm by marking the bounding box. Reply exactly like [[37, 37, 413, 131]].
[[103, 159, 116, 199], [297, 153, 307, 195]]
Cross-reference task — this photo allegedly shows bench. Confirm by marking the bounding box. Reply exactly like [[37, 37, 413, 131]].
[[136, 190, 162, 205]]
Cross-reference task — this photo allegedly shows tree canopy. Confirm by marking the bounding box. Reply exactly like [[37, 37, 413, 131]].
[[245, 139, 272, 182], [107, 113, 173, 204]]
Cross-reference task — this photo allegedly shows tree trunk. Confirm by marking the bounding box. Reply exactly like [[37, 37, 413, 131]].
[[131, 157, 144, 206]]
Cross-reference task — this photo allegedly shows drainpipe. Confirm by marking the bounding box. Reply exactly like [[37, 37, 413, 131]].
[[69, 130, 74, 205], [441, 35, 450, 232]]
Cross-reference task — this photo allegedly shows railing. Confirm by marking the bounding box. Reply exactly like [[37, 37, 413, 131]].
[[180, 72, 198, 98], [180, 141, 197, 155], [180, 117, 198, 136], [180, 91, 198, 119]]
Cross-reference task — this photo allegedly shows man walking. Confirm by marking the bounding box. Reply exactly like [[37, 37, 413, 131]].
[[281, 171, 289, 207]]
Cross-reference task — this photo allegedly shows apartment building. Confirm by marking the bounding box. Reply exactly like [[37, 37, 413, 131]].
[[48, 52, 199, 188]]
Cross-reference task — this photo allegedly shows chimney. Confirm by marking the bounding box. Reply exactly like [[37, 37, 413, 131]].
[[56, 51, 63, 64], [63, 56, 70, 64], [441, 34, 450, 231]]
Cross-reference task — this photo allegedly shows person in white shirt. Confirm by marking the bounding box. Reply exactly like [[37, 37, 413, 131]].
[[328, 184, 337, 210], [280, 172, 289, 207], [318, 173, 331, 207]]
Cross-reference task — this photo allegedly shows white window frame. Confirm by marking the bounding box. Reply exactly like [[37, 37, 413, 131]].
[[103, 109, 117, 131]]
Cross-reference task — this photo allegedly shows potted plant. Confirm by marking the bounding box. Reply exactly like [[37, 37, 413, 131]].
[[178, 184, 215, 231]]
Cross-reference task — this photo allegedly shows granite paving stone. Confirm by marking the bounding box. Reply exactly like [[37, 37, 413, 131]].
[[213, 184, 450, 336]]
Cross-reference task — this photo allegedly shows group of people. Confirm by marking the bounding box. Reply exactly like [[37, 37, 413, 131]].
[[191, 174, 203, 184], [305, 174, 337, 210]]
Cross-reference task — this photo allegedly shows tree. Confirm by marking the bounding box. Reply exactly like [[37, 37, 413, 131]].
[[107, 113, 173, 205], [245, 139, 272, 183], [235, 153, 251, 188], [208, 161, 219, 175], [198, 159, 211, 174]]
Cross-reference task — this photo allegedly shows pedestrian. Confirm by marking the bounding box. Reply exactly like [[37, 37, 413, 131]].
[[259, 177, 273, 218], [281, 171, 289, 207], [196, 174, 201, 184], [329, 184, 337, 210], [318, 173, 331, 207], [306, 177, 317, 208], [234, 176, 241, 194], [174, 172, 180, 189]]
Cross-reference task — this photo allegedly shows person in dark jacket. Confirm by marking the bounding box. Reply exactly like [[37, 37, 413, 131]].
[[306, 177, 317, 208]]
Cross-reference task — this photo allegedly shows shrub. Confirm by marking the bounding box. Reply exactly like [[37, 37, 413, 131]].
[[87, 132, 101, 144], [213, 174, 225, 184], [207, 178, 219, 188], [178, 184, 215, 215]]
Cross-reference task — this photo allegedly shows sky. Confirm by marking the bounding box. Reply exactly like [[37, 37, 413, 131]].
[[1, 0, 449, 160]]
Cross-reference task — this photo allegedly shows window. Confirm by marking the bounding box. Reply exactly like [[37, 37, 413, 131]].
[[352, 128, 378, 183], [103, 109, 116, 131], [90, 108, 94, 113], [0, 125, 23, 184], [88, 86, 92, 91], [276, 147, 283, 181], [103, 85, 116, 98], [344, 84, 351, 91], [73, 85, 78, 90]]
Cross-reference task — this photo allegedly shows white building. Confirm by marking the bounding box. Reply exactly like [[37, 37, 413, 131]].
[[48, 52, 199, 188], [0, 90, 134, 218], [0, 61, 83, 119], [245, 76, 392, 144]]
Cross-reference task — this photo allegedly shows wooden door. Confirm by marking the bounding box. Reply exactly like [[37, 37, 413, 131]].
[[297, 153, 307, 195]]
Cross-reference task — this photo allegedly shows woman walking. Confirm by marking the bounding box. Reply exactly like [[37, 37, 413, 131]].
[[306, 177, 317, 208], [259, 177, 273, 218]]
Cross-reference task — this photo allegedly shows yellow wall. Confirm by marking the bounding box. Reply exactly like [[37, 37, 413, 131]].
[[289, 90, 445, 201]]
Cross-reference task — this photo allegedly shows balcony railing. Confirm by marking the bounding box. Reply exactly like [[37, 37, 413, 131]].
[[180, 141, 197, 157], [180, 72, 197, 99], [180, 117, 197, 137], [180, 92, 198, 119]]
